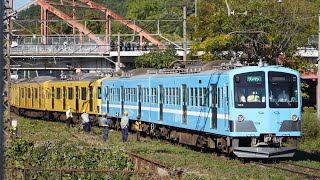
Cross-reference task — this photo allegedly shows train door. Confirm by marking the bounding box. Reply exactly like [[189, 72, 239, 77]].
[[75, 86, 79, 112], [121, 86, 124, 115], [63, 86, 66, 110], [138, 85, 142, 117], [159, 85, 163, 121], [211, 84, 217, 129], [223, 85, 229, 130], [89, 86, 93, 112], [51, 87, 54, 109], [182, 84, 187, 124]]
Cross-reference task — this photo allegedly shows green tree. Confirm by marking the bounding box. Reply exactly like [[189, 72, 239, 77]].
[[190, 0, 319, 66], [125, 0, 165, 20], [135, 47, 178, 69]]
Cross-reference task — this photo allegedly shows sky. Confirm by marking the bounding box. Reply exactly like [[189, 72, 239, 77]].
[[13, 0, 32, 10]]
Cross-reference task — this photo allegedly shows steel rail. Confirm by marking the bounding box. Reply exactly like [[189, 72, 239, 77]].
[[281, 161, 320, 172], [255, 162, 320, 179]]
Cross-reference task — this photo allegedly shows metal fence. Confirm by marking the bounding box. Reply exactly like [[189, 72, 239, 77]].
[[5, 152, 183, 180]]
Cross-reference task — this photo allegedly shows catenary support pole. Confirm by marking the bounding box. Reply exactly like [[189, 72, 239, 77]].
[[117, 32, 121, 72], [183, 7, 187, 61], [317, 10, 320, 119], [0, 0, 5, 179]]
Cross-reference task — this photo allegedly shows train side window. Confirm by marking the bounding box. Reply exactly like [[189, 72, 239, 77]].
[[27, 88, 30, 98], [112, 88, 118, 102], [218, 88, 220, 108], [167, 88, 170, 105], [195, 88, 199, 106], [164, 88, 168, 104], [52, 87, 55, 99], [147, 88, 150, 103], [114, 88, 118, 102], [35, 88, 38, 99], [68, 87, 73, 99], [143, 88, 149, 103], [172, 88, 175, 105], [150, 88, 157, 104], [172, 88, 176, 105], [133, 88, 137, 102], [199, 88, 203, 106], [56, 88, 61, 99], [81, 87, 87, 100], [205, 88, 209, 107], [110, 88, 114, 101], [189, 88, 193, 106], [226, 86, 229, 103], [176, 88, 180, 105], [124, 88, 128, 102], [98, 87, 102, 99]]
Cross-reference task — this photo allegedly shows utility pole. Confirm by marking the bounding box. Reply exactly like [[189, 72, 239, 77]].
[[117, 32, 121, 72], [1, 0, 12, 177], [317, 10, 320, 119], [183, 7, 187, 61], [194, 0, 197, 30], [4, 0, 11, 122], [0, 0, 4, 177]]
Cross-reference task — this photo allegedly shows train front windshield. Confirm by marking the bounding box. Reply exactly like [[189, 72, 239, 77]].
[[268, 72, 298, 108], [234, 71, 298, 108], [234, 71, 266, 108]]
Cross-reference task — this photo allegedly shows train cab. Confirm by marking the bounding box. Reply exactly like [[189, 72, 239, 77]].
[[229, 66, 301, 158]]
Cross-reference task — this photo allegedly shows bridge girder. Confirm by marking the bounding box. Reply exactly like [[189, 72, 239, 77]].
[[36, 0, 163, 48]]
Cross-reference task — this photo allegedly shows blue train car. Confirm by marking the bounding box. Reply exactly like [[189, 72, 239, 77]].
[[101, 64, 301, 158]]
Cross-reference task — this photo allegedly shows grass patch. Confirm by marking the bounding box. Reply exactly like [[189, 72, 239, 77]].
[[7, 115, 320, 179]]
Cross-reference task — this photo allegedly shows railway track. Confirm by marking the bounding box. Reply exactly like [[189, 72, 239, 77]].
[[254, 161, 320, 179]]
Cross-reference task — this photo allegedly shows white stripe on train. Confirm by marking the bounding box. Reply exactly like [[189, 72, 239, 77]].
[[103, 104, 229, 119]]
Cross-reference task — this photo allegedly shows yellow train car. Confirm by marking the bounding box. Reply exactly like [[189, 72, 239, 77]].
[[11, 74, 109, 124], [11, 76, 55, 118]]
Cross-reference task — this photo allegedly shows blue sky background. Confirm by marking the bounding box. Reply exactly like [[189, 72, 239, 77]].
[[14, 0, 31, 10]]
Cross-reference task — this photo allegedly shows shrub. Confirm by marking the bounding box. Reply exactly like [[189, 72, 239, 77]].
[[5, 137, 134, 179], [301, 111, 320, 141]]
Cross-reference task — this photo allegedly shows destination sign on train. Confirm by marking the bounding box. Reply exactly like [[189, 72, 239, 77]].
[[247, 76, 262, 82]]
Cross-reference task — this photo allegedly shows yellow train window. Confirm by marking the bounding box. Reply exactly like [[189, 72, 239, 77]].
[[57, 88, 61, 99], [68, 87, 73, 99], [98, 87, 102, 99], [81, 87, 87, 100]]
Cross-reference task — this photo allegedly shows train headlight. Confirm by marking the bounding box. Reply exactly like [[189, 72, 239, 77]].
[[291, 114, 299, 121], [237, 114, 245, 122]]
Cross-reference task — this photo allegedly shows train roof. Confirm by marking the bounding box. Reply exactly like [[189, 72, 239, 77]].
[[118, 61, 235, 79], [52, 73, 105, 82], [13, 73, 107, 84], [115, 61, 296, 80], [14, 76, 57, 84]]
